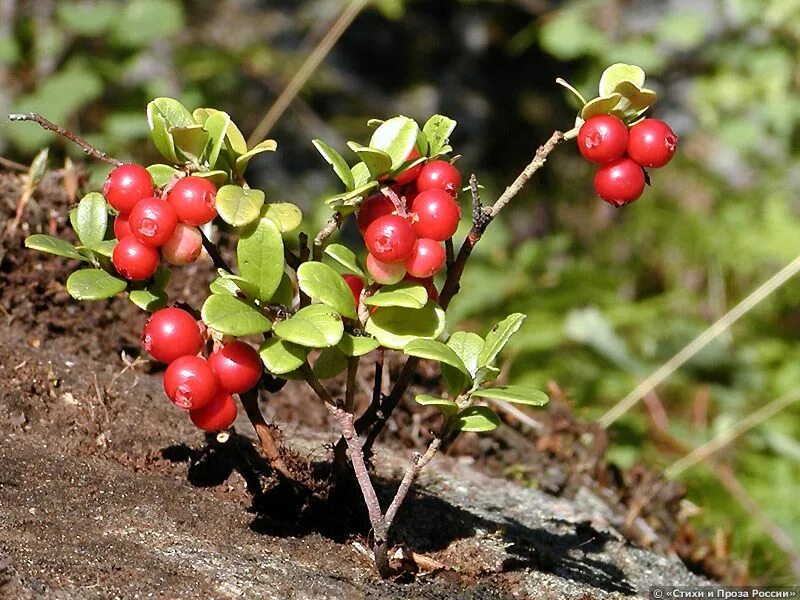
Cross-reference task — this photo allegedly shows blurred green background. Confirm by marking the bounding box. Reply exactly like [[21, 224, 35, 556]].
[[2, 0, 800, 583]]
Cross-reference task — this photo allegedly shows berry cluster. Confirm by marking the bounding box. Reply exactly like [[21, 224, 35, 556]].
[[104, 164, 218, 280], [141, 307, 262, 431], [354, 156, 462, 299], [577, 116, 678, 206]]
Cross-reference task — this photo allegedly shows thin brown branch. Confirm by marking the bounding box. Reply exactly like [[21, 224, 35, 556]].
[[0, 156, 27, 172], [8, 113, 123, 166], [345, 356, 360, 413], [239, 389, 293, 480], [199, 228, 232, 273], [312, 212, 343, 261], [384, 437, 441, 529], [445, 237, 455, 272]]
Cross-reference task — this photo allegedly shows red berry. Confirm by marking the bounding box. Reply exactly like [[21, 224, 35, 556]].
[[405, 238, 446, 278], [627, 119, 678, 168], [577, 115, 629, 164], [161, 224, 202, 266], [393, 148, 424, 186], [112, 236, 159, 281], [141, 307, 204, 364], [103, 164, 155, 214], [364, 214, 416, 264], [208, 341, 262, 394], [416, 160, 461, 196], [189, 390, 238, 431], [167, 177, 218, 226], [366, 253, 406, 285], [411, 190, 461, 241], [113, 214, 133, 240], [404, 274, 439, 303], [163, 355, 218, 410], [593, 158, 646, 207], [342, 274, 365, 307], [129, 197, 178, 247], [357, 193, 395, 235]]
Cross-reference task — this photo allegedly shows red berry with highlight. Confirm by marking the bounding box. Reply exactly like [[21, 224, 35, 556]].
[[190, 390, 238, 431], [357, 193, 394, 234], [129, 197, 178, 247], [161, 224, 203, 266], [112, 236, 159, 281], [593, 157, 646, 207], [167, 176, 218, 226], [577, 115, 629, 164], [405, 238, 446, 278], [416, 160, 461, 196], [393, 148, 424, 186], [208, 341, 262, 394], [141, 307, 204, 364], [342, 274, 365, 307], [366, 253, 406, 285], [627, 119, 678, 168], [411, 189, 461, 241], [364, 214, 416, 264], [113, 214, 133, 240], [164, 355, 218, 410], [103, 164, 155, 214]]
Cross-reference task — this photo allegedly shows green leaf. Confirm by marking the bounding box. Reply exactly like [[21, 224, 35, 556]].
[[324, 181, 379, 212], [235, 139, 277, 176], [415, 394, 458, 416], [111, 0, 184, 46], [478, 313, 526, 368], [90, 239, 117, 258], [147, 97, 194, 163], [338, 332, 379, 357], [351, 162, 372, 188], [216, 270, 261, 300], [363, 281, 427, 309], [25, 234, 86, 261], [297, 262, 357, 319], [70, 192, 108, 249], [474, 365, 500, 386], [313, 347, 348, 380], [209, 277, 240, 296], [262, 202, 303, 232], [447, 331, 484, 377], [580, 94, 623, 120], [129, 287, 168, 312], [423, 115, 457, 156], [403, 339, 469, 375], [170, 124, 208, 161], [323, 244, 365, 278], [365, 300, 446, 350], [271, 272, 295, 306], [472, 386, 549, 406], [598, 63, 646, 97], [610, 81, 658, 119], [201, 110, 231, 168], [66, 269, 127, 300], [368, 116, 419, 169], [193, 170, 229, 187], [216, 185, 265, 227], [442, 363, 470, 398], [201, 294, 272, 336], [452, 406, 501, 433], [313, 139, 354, 190], [146, 164, 181, 187], [273, 304, 344, 348], [347, 142, 392, 179], [237, 217, 285, 301], [28, 148, 48, 185], [259, 338, 308, 375]]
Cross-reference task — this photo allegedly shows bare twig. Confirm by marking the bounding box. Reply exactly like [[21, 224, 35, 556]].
[[312, 212, 343, 261], [384, 437, 441, 529], [199, 228, 232, 273], [345, 356, 360, 413], [8, 113, 123, 166], [239, 389, 293, 481], [445, 237, 455, 272], [0, 156, 27, 172]]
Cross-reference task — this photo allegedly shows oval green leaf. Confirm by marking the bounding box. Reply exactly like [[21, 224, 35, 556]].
[[364, 300, 446, 350], [273, 304, 344, 348], [216, 185, 265, 227], [580, 94, 623, 120], [478, 313, 526, 368], [237, 217, 285, 302], [598, 63, 646, 97], [297, 262, 357, 319], [422, 114, 457, 157], [369, 116, 419, 169], [129, 288, 168, 312], [447, 331, 484, 377], [338, 332, 379, 357], [259, 338, 309, 375], [66, 269, 127, 301], [313, 347, 348, 380], [313, 139, 354, 190], [403, 339, 469, 375], [201, 294, 272, 336], [323, 244, 365, 278], [346, 142, 392, 179], [146, 164, 181, 188], [471, 386, 549, 406], [262, 202, 303, 232], [452, 406, 501, 433], [70, 192, 108, 249], [236, 139, 278, 176], [363, 281, 427, 309], [25, 234, 86, 261], [415, 394, 459, 417]]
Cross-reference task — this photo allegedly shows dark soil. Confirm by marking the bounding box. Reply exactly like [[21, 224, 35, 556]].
[[0, 169, 728, 598]]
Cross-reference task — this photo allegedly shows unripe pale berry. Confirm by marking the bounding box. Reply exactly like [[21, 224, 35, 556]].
[[626, 119, 678, 168], [393, 148, 424, 186], [411, 190, 461, 241], [113, 214, 133, 240], [577, 115, 629, 164], [416, 160, 461, 196], [167, 176, 218, 226], [208, 341, 262, 394], [594, 157, 646, 207], [112, 236, 159, 281], [341, 274, 365, 308], [163, 355, 218, 410], [129, 197, 178, 247], [103, 164, 155, 214], [161, 224, 203, 266], [364, 214, 416, 264], [141, 307, 204, 364], [189, 390, 238, 431], [405, 238, 446, 278], [366, 253, 406, 285], [357, 193, 395, 235]]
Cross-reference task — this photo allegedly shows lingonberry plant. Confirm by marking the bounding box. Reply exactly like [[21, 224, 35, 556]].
[[16, 63, 676, 577]]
